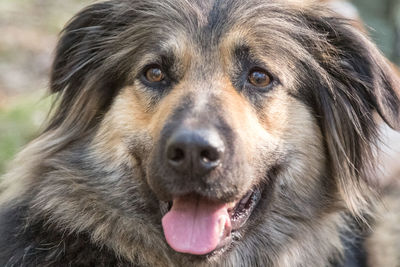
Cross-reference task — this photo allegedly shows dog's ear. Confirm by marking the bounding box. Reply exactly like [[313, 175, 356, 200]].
[[301, 11, 400, 215], [47, 1, 132, 136], [51, 1, 125, 94], [343, 32, 400, 131], [306, 13, 400, 130]]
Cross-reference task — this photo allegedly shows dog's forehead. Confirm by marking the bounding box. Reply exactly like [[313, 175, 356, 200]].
[[126, 0, 310, 83], [135, 0, 286, 48]]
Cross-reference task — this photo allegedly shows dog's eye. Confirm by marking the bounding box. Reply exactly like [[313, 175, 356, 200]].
[[248, 69, 272, 88], [145, 66, 165, 83]]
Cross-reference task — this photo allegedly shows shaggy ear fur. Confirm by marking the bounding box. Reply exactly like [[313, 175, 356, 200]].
[[48, 1, 134, 137], [324, 22, 400, 131], [51, 2, 116, 94], [301, 11, 400, 215]]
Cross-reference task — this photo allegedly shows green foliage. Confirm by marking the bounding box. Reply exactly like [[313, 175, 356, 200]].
[[0, 94, 50, 175], [352, 0, 400, 65]]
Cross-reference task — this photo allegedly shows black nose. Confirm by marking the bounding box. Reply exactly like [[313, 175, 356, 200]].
[[166, 128, 225, 176]]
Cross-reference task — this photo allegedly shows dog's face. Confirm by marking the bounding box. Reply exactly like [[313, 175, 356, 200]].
[[48, 0, 400, 264], [104, 17, 327, 256]]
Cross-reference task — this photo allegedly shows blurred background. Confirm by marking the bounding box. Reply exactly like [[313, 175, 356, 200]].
[[0, 0, 93, 174], [0, 0, 399, 175]]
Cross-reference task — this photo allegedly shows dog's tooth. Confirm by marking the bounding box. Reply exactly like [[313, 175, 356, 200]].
[[240, 190, 253, 206], [227, 201, 237, 210]]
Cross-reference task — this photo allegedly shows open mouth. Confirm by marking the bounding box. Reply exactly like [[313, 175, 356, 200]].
[[159, 187, 261, 255]]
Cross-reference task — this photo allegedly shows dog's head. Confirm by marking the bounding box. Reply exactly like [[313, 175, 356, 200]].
[[47, 0, 400, 263]]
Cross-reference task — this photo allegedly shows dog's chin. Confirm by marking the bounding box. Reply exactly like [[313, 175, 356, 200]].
[[159, 186, 262, 257]]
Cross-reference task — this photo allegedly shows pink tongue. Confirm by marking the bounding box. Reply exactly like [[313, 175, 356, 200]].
[[162, 196, 231, 255]]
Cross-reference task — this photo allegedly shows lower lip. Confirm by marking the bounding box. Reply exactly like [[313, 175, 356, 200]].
[[229, 188, 261, 231]]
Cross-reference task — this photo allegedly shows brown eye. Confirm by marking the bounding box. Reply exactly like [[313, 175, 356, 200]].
[[145, 67, 165, 83], [248, 69, 272, 87]]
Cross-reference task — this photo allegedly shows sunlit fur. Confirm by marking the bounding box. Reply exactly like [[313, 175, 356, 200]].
[[0, 0, 399, 266]]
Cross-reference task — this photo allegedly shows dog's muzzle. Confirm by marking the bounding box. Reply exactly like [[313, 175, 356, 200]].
[[146, 121, 260, 256]]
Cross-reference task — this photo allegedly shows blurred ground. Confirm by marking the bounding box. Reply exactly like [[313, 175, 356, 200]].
[[0, 0, 399, 175]]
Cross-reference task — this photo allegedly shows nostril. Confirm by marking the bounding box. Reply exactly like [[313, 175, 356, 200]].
[[167, 146, 185, 163], [200, 148, 219, 163]]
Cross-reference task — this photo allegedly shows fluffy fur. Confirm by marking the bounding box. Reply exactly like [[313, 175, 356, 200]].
[[0, 0, 399, 266]]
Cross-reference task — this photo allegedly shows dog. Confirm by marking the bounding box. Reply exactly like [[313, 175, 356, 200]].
[[0, 0, 400, 266]]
